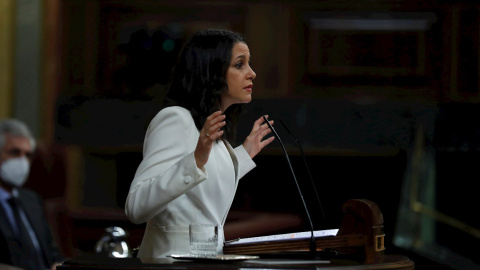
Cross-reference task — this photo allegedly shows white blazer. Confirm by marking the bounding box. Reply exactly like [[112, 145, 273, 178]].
[[125, 106, 256, 258]]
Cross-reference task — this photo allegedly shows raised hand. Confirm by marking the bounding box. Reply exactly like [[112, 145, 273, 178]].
[[242, 115, 275, 159], [194, 111, 226, 168]]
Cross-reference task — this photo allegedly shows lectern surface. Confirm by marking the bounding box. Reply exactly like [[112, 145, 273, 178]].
[[57, 254, 414, 270]]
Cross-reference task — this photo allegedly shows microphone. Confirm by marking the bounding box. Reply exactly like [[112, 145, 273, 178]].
[[262, 115, 318, 257], [278, 119, 327, 228]]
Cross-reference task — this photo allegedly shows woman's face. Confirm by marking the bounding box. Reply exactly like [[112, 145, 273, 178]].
[[221, 42, 256, 112]]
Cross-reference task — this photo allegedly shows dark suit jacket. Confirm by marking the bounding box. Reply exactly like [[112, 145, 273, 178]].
[[0, 188, 65, 269]]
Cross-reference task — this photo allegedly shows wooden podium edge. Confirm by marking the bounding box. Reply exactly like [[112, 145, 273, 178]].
[[224, 199, 385, 264]]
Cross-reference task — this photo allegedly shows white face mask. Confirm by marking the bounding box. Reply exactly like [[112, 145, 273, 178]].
[[0, 157, 30, 187]]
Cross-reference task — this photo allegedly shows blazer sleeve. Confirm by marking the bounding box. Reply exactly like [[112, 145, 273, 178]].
[[125, 107, 208, 224]]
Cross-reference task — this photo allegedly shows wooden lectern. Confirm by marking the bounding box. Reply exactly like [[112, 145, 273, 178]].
[[223, 199, 385, 264], [57, 199, 414, 270]]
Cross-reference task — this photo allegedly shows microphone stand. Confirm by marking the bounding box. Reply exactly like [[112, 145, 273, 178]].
[[279, 119, 327, 228], [262, 116, 318, 258]]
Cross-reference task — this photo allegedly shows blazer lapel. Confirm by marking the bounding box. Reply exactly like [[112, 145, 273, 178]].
[[16, 191, 50, 262], [222, 140, 239, 180], [0, 202, 16, 239]]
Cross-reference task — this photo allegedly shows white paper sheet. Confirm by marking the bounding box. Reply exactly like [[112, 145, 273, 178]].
[[226, 229, 339, 245]]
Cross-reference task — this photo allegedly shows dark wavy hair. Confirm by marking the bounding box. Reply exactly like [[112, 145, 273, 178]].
[[162, 29, 247, 143]]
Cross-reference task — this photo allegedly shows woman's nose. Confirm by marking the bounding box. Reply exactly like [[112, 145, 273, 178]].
[[248, 67, 256, 80]]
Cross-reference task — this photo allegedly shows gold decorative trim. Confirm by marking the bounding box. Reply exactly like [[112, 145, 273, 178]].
[[0, 0, 15, 118]]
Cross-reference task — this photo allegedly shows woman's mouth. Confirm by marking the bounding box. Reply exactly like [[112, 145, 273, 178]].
[[244, 84, 253, 92]]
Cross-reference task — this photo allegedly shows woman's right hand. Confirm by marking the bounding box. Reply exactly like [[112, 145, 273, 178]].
[[194, 111, 226, 168]]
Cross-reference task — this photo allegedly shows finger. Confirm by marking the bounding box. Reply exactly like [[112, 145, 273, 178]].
[[204, 130, 224, 140], [259, 120, 273, 135], [206, 113, 225, 128], [212, 114, 226, 125], [255, 115, 268, 127], [207, 110, 223, 120], [262, 127, 273, 137], [208, 124, 225, 138], [206, 117, 225, 135], [262, 136, 275, 146], [205, 126, 226, 140], [262, 120, 274, 128], [203, 112, 225, 137], [259, 118, 273, 127], [251, 117, 269, 134]]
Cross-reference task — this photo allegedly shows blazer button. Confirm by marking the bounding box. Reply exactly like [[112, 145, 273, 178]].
[[184, 175, 192, 184]]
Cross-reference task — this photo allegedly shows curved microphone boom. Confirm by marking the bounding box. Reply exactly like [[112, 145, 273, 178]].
[[262, 116, 317, 257], [279, 119, 327, 228]]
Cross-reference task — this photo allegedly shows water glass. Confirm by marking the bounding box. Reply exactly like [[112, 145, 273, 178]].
[[189, 224, 218, 256]]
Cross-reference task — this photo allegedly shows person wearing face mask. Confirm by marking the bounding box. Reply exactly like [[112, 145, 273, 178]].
[[0, 119, 65, 270]]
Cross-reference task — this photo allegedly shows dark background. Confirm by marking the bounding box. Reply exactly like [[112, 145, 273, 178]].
[[19, 1, 480, 269]]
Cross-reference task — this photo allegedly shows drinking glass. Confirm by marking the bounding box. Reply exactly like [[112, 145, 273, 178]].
[[189, 223, 218, 256]]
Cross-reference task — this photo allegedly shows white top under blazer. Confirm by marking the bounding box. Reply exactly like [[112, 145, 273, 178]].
[[125, 106, 256, 258]]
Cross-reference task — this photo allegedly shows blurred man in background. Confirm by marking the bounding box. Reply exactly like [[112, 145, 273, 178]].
[[0, 119, 65, 270]]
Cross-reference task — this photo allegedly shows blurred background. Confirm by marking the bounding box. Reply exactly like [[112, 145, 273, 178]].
[[1, 0, 479, 269]]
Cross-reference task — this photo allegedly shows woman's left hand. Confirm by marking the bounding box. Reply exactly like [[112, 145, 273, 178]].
[[243, 115, 275, 158]]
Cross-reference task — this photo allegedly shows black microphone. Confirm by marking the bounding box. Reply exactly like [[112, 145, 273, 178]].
[[262, 115, 317, 257], [278, 119, 327, 228]]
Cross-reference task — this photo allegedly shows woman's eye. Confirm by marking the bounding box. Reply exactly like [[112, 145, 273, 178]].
[[235, 62, 243, 68]]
